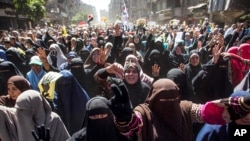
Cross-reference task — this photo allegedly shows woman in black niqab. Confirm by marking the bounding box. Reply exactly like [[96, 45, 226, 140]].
[[68, 96, 129, 141]]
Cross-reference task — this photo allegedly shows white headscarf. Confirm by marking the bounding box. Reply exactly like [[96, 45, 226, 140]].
[[47, 43, 67, 67]]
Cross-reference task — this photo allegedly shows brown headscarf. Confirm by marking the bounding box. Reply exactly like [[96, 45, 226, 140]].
[[0, 76, 31, 107], [7, 75, 30, 92], [135, 78, 193, 141]]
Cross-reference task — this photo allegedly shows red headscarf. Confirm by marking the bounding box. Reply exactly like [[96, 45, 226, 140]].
[[238, 43, 250, 71], [227, 46, 244, 87]]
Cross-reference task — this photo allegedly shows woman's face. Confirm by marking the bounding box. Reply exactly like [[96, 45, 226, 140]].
[[92, 50, 100, 63], [31, 64, 42, 74], [8, 83, 21, 100], [190, 55, 200, 66], [198, 40, 203, 47], [124, 67, 139, 85], [175, 46, 182, 55], [71, 39, 76, 47], [134, 37, 140, 43]]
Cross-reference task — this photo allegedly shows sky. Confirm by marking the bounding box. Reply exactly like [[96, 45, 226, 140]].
[[81, 0, 111, 11]]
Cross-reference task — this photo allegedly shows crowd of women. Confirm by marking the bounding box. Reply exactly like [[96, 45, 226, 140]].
[[0, 19, 250, 141]]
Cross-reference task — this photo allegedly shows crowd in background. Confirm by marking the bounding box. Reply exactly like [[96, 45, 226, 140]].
[[0, 18, 250, 141]]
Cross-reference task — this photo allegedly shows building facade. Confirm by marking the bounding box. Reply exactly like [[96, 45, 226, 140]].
[[108, 0, 250, 26], [0, 0, 28, 30]]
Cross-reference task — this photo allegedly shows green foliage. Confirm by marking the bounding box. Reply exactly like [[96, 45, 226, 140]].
[[13, 0, 46, 22], [71, 12, 88, 24]]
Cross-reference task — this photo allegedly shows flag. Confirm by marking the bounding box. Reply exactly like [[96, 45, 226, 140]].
[[62, 25, 67, 36], [87, 14, 94, 25], [122, 2, 129, 21]]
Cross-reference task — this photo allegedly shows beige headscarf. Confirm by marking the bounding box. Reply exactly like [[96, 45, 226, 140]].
[[0, 90, 70, 141], [0, 106, 17, 141]]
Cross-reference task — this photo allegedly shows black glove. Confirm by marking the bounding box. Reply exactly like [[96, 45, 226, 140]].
[[109, 83, 133, 122], [32, 124, 50, 141]]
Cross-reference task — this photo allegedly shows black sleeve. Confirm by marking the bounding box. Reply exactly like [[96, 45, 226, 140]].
[[225, 31, 239, 51]]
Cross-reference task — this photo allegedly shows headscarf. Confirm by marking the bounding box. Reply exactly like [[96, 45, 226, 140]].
[[227, 46, 244, 87], [172, 42, 185, 55], [56, 70, 90, 135], [0, 105, 17, 141], [135, 78, 193, 141], [85, 96, 118, 141], [68, 96, 128, 141], [118, 47, 133, 65], [0, 75, 31, 107], [84, 48, 100, 69], [238, 43, 250, 60], [74, 38, 84, 54], [167, 68, 187, 100], [184, 50, 202, 97], [0, 61, 24, 95], [7, 75, 30, 92], [24, 48, 36, 66], [5, 47, 26, 73], [143, 49, 161, 77], [47, 43, 67, 67], [196, 91, 249, 141], [145, 79, 181, 130], [123, 62, 150, 107], [148, 49, 161, 65], [14, 90, 70, 141], [238, 43, 250, 72], [70, 57, 87, 89], [125, 54, 153, 86], [26, 57, 46, 91], [79, 48, 90, 63]]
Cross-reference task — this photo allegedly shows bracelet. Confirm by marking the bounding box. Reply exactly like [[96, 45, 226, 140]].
[[240, 96, 250, 110], [114, 114, 141, 134]]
